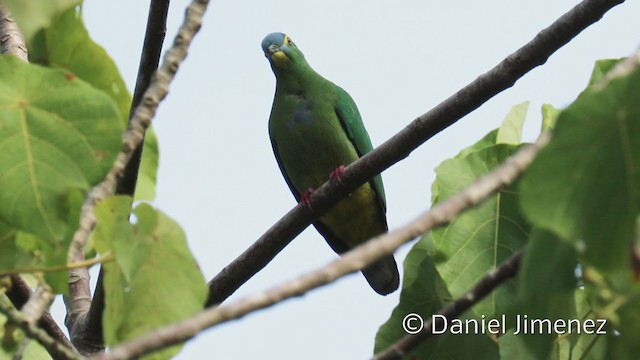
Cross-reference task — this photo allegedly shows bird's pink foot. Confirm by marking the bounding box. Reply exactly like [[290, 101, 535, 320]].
[[329, 165, 346, 184], [300, 188, 315, 209]]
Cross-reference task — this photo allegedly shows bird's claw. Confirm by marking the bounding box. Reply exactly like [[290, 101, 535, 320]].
[[300, 188, 315, 209], [329, 165, 346, 184]]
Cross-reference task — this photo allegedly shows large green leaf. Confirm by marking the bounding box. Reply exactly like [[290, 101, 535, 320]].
[[93, 196, 151, 282], [94, 197, 207, 360], [9, 4, 160, 202], [32, 6, 159, 201], [0, 55, 122, 243], [377, 106, 533, 358], [374, 239, 498, 359], [519, 61, 640, 270], [430, 144, 530, 317], [33, 6, 131, 124]]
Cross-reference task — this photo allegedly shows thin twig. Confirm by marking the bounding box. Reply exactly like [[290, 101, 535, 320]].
[[373, 251, 524, 360], [0, 253, 113, 276], [0, 296, 82, 360], [95, 133, 549, 360], [63, 0, 209, 355], [0, 4, 27, 61], [84, 0, 171, 351], [206, 0, 625, 306], [5, 276, 75, 352], [21, 284, 54, 325], [13, 337, 30, 360]]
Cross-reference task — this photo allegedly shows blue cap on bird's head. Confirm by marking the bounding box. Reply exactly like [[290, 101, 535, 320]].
[[261, 32, 287, 54], [261, 32, 305, 71]]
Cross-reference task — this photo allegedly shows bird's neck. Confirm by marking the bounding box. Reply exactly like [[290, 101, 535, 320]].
[[274, 62, 324, 93]]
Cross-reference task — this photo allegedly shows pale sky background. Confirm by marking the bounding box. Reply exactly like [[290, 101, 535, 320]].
[[46, 1, 640, 359]]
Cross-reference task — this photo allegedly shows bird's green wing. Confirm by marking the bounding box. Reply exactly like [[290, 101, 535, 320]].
[[270, 137, 302, 202], [334, 86, 387, 210]]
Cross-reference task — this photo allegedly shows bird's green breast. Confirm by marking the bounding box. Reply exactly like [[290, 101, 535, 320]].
[[269, 83, 357, 191], [269, 79, 386, 249]]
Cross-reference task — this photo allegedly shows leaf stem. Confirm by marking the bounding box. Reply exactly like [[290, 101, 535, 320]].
[[0, 252, 114, 276]]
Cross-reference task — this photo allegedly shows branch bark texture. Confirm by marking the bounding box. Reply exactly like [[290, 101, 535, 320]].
[[0, 294, 82, 360], [6, 276, 75, 352], [0, 4, 27, 61], [96, 133, 549, 360], [64, 0, 209, 355], [206, 0, 626, 306], [82, 0, 172, 352]]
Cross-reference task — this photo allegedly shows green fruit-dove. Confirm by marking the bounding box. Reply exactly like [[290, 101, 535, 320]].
[[262, 32, 399, 295]]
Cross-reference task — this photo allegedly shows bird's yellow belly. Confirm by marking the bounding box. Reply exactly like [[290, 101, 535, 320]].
[[270, 98, 387, 249], [319, 183, 386, 249]]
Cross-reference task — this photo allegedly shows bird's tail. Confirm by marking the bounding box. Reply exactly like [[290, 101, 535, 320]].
[[361, 255, 400, 296]]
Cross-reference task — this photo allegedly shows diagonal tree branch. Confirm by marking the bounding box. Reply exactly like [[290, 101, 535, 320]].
[[64, 0, 211, 355], [21, 283, 54, 325], [0, 293, 82, 360], [6, 275, 75, 352], [373, 251, 524, 360], [95, 133, 550, 360], [373, 41, 640, 360], [80, 0, 171, 352], [206, 0, 626, 306]]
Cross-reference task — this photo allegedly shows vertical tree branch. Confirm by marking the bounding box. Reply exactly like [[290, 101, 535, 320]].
[[115, 0, 171, 197], [66, 0, 209, 276], [0, 4, 27, 61], [206, 0, 626, 306], [83, 0, 171, 351], [65, 265, 94, 352], [63, 0, 211, 354]]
